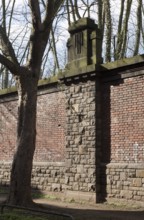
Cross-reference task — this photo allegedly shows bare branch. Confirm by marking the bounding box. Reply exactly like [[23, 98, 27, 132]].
[[8, 0, 16, 37], [0, 54, 20, 75], [0, 25, 18, 64], [43, 0, 64, 28], [28, 0, 42, 29]]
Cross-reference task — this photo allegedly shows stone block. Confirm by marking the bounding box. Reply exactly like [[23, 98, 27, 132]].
[[114, 175, 119, 181], [136, 170, 144, 178], [77, 165, 84, 174], [131, 178, 142, 187], [120, 190, 133, 199], [88, 168, 95, 177], [117, 181, 123, 189], [75, 136, 82, 145], [78, 145, 87, 154], [73, 182, 79, 190], [133, 195, 141, 201], [51, 170, 57, 177], [88, 183, 95, 191], [137, 191, 144, 196], [123, 181, 130, 186], [87, 97, 95, 104], [120, 172, 127, 181], [75, 174, 81, 181], [75, 85, 82, 93], [52, 183, 61, 191]]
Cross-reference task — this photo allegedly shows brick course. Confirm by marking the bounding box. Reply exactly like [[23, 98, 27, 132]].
[[102, 75, 144, 163], [0, 86, 66, 162]]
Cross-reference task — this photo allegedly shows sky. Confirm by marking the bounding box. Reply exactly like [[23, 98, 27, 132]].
[[1, 0, 144, 77]]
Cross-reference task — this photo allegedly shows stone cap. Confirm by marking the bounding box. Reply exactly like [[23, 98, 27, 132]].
[[101, 54, 144, 70], [68, 17, 97, 34]]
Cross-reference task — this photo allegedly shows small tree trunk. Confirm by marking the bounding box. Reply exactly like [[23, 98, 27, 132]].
[[7, 71, 38, 206], [104, 0, 112, 62]]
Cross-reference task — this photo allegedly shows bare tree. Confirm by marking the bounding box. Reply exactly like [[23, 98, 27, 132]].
[[0, 0, 64, 206], [133, 0, 142, 56], [103, 0, 112, 62], [1, 0, 144, 88]]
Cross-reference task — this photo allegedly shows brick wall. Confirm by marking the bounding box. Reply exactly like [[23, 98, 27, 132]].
[[100, 70, 144, 203], [0, 96, 17, 161], [0, 84, 66, 162], [102, 74, 144, 163], [35, 89, 66, 162], [1, 65, 144, 204]]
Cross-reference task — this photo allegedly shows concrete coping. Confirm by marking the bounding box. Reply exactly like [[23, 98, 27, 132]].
[[0, 54, 144, 97], [101, 54, 144, 70], [0, 161, 65, 166], [32, 162, 65, 167], [101, 163, 144, 169]]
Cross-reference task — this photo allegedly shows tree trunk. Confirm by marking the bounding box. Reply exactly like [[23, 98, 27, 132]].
[[104, 0, 112, 62], [133, 0, 142, 56], [7, 71, 38, 206]]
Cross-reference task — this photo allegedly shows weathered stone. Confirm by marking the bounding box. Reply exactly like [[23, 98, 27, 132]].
[[79, 127, 85, 134], [75, 136, 82, 145], [78, 145, 87, 154], [77, 165, 84, 174], [136, 170, 144, 178], [73, 182, 79, 190], [117, 181, 123, 189], [72, 104, 79, 113], [51, 170, 57, 177], [120, 190, 133, 199], [120, 172, 127, 180], [88, 183, 95, 191], [88, 168, 95, 176], [131, 178, 142, 187], [88, 111, 95, 118], [87, 97, 95, 104], [75, 174, 81, 181], [52, 183, 62, 191], [75, 86, 82, 93]]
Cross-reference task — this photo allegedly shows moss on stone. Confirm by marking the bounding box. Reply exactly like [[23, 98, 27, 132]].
[[0, 54, 144, 96], [0, 86, 17, 96], [0, 71, 65, 96], [101, 54, 144, 70]]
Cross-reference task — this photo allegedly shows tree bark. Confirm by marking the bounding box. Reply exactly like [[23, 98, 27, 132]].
[[7, 70, 38, 206], [104, 0, 112, 62], [133, 0, 142, 56]]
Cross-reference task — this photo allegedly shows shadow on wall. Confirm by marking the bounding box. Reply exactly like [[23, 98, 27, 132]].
[[100, 74, 124, 202]]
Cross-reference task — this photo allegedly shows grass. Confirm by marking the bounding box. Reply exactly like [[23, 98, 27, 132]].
[[0, 212, 67, 220], [32, 192, 61, 202], [0, 212, 46, 220]]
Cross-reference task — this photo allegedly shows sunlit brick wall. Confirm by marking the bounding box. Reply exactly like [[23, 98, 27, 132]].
[[0, 96, 17, 161], [102, 74, 144, 163], [0, 85, 66, 162]]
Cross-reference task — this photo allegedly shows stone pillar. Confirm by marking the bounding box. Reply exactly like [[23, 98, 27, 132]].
[[62, 18, 102, 202], [63, 76, 101, 202], [66, 17, 103, 70]]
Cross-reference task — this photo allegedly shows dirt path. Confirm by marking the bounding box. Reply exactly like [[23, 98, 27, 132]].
[[34, 197, 144, 220], [1, 194, 144, 220]]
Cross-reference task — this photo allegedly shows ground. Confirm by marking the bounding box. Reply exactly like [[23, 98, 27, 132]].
[[0, 193, 144, 220]]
